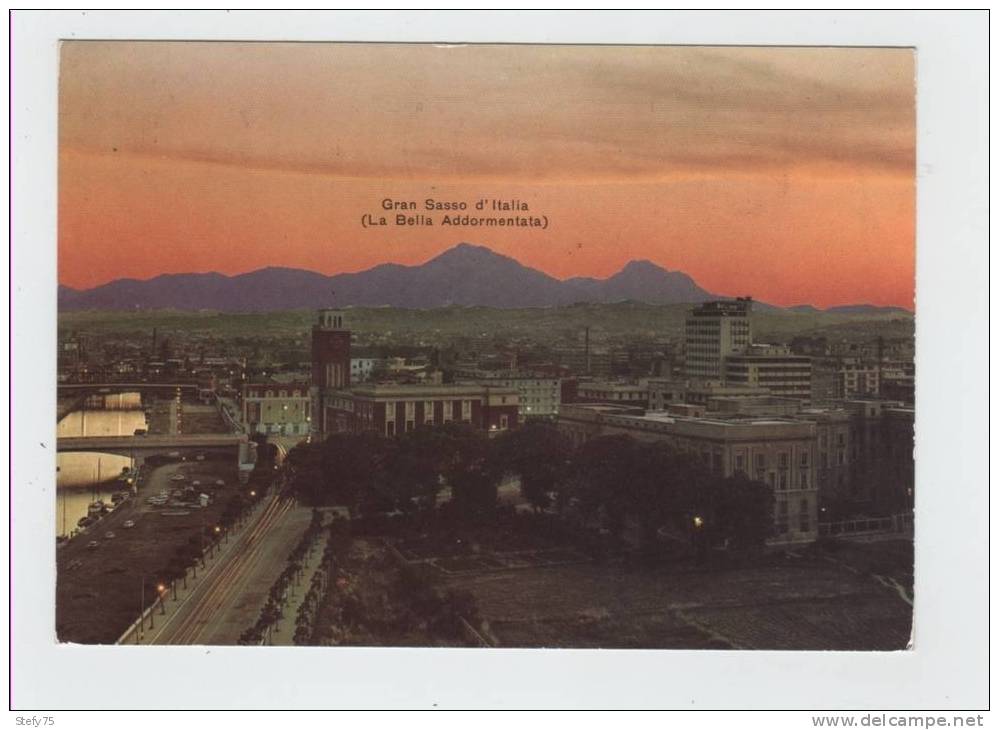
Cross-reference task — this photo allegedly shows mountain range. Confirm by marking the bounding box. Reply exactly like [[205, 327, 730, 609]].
[[57, 243, 910, 314]]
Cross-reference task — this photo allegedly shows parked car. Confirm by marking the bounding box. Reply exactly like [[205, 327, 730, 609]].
[[104, 531, 116, 540], [215, 479, 225, 487], [123, 520, 136, 529], [170, 474, 187, 482], [87, 541, 99, 550]]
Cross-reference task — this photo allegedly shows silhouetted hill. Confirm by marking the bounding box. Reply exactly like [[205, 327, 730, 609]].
[[824, 304, 912, 315], [58, 243, 717, 311]]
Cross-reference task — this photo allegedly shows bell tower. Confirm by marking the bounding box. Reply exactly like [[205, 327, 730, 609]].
[[311, 307, 352, 437]]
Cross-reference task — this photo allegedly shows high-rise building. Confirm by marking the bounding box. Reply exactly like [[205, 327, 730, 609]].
[[724, 344, 813, 400], [453, 368, 562, 419], [311, 308, 352, 438], [684, 299, 752, 380]]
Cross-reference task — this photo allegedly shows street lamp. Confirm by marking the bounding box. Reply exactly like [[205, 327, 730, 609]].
[[157, 583, 167, 614], [692, 515, 704, 529], [138, 577, 145, 641]]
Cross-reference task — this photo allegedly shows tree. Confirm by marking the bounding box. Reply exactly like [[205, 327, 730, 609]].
[[709, 474, 774, 550], [380, 428, 452, 512], [287, 433, 392, 512], [450, 465, 499, 520], [162, 557, 187, 598], [441, 426, 503, 521], [564, 435, 637, 535], [497, 422, 573, 512], [286, 442, 325, 505], [617, 440, 689, 550]]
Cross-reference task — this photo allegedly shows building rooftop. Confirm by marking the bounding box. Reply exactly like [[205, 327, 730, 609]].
[[244, 381, 310, 390], [348, 383, 519, 398], [564, 402, 812, 431], [689, 299, 753, 316], [577, 381, 649, 392]]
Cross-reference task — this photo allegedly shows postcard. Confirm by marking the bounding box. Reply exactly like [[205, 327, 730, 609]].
[[53, 40, 917, 651]]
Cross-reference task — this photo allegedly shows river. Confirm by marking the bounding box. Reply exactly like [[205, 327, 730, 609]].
[[57, 392, 148, 538]]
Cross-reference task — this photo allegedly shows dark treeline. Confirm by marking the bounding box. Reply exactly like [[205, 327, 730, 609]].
[[285, 422, 774, 553]]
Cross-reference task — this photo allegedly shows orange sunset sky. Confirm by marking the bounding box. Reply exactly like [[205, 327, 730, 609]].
[[59, 42, 915, 309]]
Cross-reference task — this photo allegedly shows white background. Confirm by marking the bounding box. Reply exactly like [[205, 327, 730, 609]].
[[7, 10, 991, 714]]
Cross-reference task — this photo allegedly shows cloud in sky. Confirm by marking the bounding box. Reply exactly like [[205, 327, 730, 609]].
[[58, 42, 915, 308], [60, 42, 914, 181]]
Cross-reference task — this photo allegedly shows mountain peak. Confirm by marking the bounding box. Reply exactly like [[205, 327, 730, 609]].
[[619, 259, 668, 274], [430, 242, 502, 261]]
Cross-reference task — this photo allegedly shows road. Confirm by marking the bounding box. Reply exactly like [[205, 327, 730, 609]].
[[140, 493, 314, 645]]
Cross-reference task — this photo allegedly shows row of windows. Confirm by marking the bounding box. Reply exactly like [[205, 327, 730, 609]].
[[383, 399, 474, 420], [247, 389, 306, 398], [578, 392, 645, 401], [386, 418, 473, 436], [254, 421, 310, 436], [324, 363, 346, 389], [686, 338, 749, 346], [260, 402, 305, 413], [776, 498, 813, 533], [685, 320, 750, 327], [727, 368, 812, 376], [817, 450, 848, 467], [731, 450, 810, 471], [818, 433, 848, 447]]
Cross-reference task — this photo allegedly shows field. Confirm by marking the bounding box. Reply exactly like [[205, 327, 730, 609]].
[[447, 559, 911, 650], [394, 532, 914, 650], [316, 537, 472, 647], [311, 516, 914, 650]]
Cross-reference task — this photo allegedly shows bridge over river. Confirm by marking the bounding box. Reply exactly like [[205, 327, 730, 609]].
[[56, 433, 252, 466], [57, 383, 202, 421], [57, 382, 201, 394]]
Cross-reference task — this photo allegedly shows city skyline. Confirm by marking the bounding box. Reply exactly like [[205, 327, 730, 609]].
[[59, 42, 915, 309]]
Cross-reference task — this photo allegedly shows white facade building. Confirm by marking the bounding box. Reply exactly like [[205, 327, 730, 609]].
[[684, 299, 753, 380]]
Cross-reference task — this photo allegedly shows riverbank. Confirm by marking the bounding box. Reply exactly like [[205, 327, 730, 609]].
[[56, 456, 243, 644]]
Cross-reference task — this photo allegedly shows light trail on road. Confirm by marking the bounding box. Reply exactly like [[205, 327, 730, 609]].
[[144, 493, 295, 645]]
